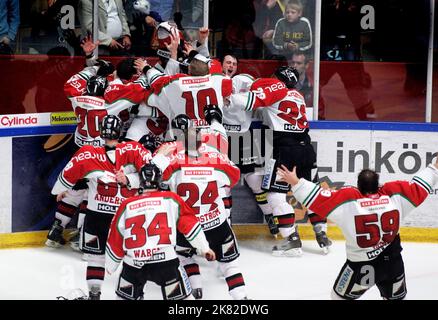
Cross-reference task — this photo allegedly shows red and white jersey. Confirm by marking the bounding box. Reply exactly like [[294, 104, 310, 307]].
[[106, 191, 210, 272], [223, 74, 255, 133], [64, 68, 151, 147], [146, 68, 233, 124], [160, 148, 240, 231], [125, 105, 169, 142], [229, 78, 308, 133], [52, 141, 151, 215], [104, 74, 152, 112], [292, 164, 438, 262]]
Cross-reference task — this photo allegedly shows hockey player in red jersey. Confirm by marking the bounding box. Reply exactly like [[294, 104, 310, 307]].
[[46, 37, 118, 251], [277, 156, 438, 300], [51, 115, 172, 300], [228, 66, 332, 256], [103, 57, 169, 144], [106, 163, 215, 300], [153, 110, 249, 300]]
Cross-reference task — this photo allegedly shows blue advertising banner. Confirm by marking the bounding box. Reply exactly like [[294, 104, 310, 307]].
[[12, 134, 77, 232]]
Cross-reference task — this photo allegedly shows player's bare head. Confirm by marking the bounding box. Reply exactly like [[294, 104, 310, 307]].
[[116, 58, 137, 81], [221, 54, 238, 77], [357, 169, 379, 195], [189, 55, 210, 76]]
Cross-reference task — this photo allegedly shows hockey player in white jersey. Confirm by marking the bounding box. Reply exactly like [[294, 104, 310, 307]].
[[277, 155, 438, 299], [152, 110, 249, 300], [228, 66, 332, 256], [144, 53, 233, 128], [106, 163, 215, 300], [51, 115, 151, 299], [222, 64, 279, 236]]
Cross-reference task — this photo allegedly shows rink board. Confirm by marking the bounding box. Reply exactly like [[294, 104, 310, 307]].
[[0, 119, 438, 241]]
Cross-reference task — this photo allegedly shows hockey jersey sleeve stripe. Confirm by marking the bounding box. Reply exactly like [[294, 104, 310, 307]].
[[59, 174, 75, 189], [106, 246, 122, 263], [413, 176, 433, 193], [185, 224, 202, 242], [244, 92, 255, 111], [77, 71, 91, 82], [302, 184, 322, 207], [149, 73, 163, 85], [133, 77, 149, 89]]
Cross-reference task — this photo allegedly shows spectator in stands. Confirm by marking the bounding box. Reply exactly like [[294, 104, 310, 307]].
[[0, 0, 20, 55], [272, 0, 312, 60], [125, 0, 163, 56], [288, 51, 326, 119], [149, 0, 174, 21], [220, 0, 262, 59], [26, 0, 74, 54], [253, 0, 286, 59], [78, 0, 131, 56], [172, 0, 203, 29]]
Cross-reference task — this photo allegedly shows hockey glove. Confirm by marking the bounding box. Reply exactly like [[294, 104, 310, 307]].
[[204, 104, 223, 125], [72, 178, 89, 191]]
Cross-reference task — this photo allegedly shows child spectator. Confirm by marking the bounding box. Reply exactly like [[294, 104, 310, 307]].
[[272, 0, 312, 59]]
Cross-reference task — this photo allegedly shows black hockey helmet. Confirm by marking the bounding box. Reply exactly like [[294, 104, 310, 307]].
[[99, 115, 123, 140], [171, 114, 191, 131], [140, 132, 163, 153], [274, 66, 299, 89], [140, 163, 162, 190], [86, 75, 108, 97]]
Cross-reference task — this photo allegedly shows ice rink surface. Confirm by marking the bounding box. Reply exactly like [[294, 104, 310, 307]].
[[1, 238, 438, 300]]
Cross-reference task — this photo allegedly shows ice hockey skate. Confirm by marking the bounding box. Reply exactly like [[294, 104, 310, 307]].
[[68, 229, 80, 252], [56, 288, 88, 300], [264, 214, 279, 238], [192, 288, 203, 299], [45, 220, 66, 248], [272, 229, 302, 257], [315, 231, 332, 254], [89, 286, 101, 300]]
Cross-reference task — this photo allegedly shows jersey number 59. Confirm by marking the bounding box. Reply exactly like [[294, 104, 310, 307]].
[[354, 210, 400, 248]]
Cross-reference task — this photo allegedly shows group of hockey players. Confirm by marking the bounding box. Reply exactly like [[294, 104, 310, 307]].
[[44, 20, 438, 301]]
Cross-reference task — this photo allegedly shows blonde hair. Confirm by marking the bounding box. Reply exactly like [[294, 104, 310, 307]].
[[286, 0, 303, 13]]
